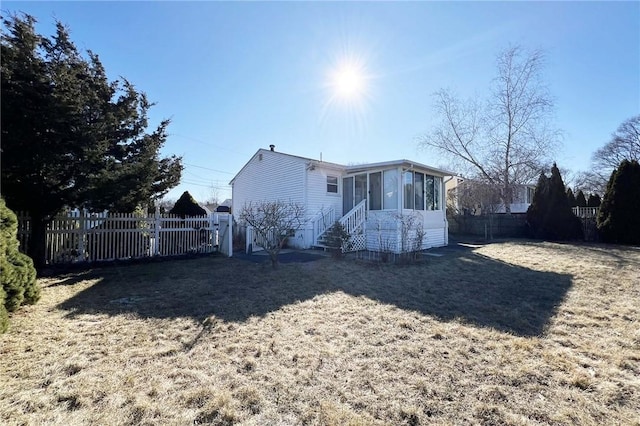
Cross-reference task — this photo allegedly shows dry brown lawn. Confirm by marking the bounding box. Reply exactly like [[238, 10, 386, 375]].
[[1, 241, 639, 425]]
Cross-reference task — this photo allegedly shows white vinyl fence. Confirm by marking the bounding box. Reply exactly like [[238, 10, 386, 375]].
[[572, 206, 599, 218], [245, 226, 275, 254], [17, 210, 232, 265]]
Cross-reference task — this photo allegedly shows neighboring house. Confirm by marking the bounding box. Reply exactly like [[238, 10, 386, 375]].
[[494, 184, 535, 213], [446, 177, 535, 214], [230, 146, 454, 254]]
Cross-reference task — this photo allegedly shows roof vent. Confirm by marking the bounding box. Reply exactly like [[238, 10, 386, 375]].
[[269, 144, 275, 152]]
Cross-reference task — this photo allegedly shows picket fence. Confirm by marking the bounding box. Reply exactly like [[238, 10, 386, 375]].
[[572, 206, 599, 218], [17, 210, 233, 265], [572, 206, 600, 241]]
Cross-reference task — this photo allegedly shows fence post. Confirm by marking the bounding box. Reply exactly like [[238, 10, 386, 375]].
[[246, 226, 252, 254], [227, 214, 233, 257], [209, 213, 215, 253], [154, 206, 161, 256], [78, 209, 87, 262]]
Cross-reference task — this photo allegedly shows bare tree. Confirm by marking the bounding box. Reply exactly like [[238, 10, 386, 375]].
[[239, 200, 306, 268], [582, 115, 640, 195], [447, 179, 502, 239], [572, 170, 606, 197], [420, 46, 559, 212], [205, 186, 221, 209], [594, 115, 640, 169]]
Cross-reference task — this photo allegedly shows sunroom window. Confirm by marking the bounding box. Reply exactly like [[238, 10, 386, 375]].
[[414, 172, 425, 210], [369, 172, 382, 210], [383, 169, 398, 210], [425, 175, 435, 210], [403, 172, 414, 209], [433, 176, 442, 210]]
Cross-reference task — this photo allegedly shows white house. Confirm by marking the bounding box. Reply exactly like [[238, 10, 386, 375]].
[[495, 184, 536, 213], [230, 146, 454, 254]]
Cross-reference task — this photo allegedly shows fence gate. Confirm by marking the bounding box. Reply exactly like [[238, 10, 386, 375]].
[[572, 206, 599, 241], [245, 225, 267, 254]]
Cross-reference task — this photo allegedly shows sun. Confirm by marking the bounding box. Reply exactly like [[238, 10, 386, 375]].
[[319, 54, 374, 133], [331, 64, 365, 100]]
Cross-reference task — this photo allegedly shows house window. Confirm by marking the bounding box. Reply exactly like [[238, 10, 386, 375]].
[[414, 172, 425, 210], [403, 172, 414, 209], [434, 176, 442, 210], [369, 172, 382, 210], [425, 175, 435, 210], [327, 176, 338, 193], [383, 169, 398, 210]]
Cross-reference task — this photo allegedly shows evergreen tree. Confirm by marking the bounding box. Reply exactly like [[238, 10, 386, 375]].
[[587, 193, 601, 207], [1, 198, 40, 333], [527, 164, 583, 240], [576, 190, 587, 207], [597, 160, 640, 244], [1, 15, 182, 268], [526, 172, 550, 238], [169, 191, 207, 218], [566, 188, 577, 207]]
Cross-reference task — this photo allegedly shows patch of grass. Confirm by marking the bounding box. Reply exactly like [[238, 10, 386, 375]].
[[1, 241, 639, 424]]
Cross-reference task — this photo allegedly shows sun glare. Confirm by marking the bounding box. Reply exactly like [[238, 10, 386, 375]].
[[320, 54, 374, 135], [332, 64, 365, 100]]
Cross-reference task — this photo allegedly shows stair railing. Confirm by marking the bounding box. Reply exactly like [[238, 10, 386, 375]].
[[339, 198, 367, 235], [312, 207, 335, 243]]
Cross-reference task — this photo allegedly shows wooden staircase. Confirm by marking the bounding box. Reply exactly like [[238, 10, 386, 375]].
[[313, 199, 367, 251]]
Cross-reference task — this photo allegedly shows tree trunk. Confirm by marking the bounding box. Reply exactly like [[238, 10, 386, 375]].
[[503, 179, 512, 214], [28, 215, 48, 271], [269, 252, 279, 269]]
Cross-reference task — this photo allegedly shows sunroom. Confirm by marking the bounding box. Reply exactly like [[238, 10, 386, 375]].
[[335, 160, 452, 253]]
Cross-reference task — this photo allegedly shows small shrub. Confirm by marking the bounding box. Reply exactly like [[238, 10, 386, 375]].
[[169, 191, 207, 218], [1, 198, 40, 333], [323, 221, 352, 258]]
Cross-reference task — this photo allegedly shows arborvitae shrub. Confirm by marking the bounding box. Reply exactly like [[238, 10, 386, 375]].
[[587, 193, 601, 207], [597, 160, 640, 244], [526, 164, 583, 240], [0, 282, 8, 334], [1, 198, 40, 333], [576, 190, 587, 208], [169, 191, 207, 218], [566, 188, 577, 207], [526, 172, 550, 238]]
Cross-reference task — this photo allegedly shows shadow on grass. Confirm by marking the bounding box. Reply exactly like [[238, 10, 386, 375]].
[[57, 246, 573, 337]]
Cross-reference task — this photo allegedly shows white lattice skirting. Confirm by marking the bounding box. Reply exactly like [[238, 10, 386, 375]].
[[345, 233, 366, 252]]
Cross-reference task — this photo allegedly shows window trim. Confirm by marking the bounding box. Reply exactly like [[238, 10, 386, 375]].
[[326, 175, 339, 194]]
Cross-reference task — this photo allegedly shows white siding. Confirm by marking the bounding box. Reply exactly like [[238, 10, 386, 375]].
[[417, 210, 448, 248], [232, 150, 306, 213], [306, 164, 344, 218], [365, 211, 401, 253], [232, 150, 308, 247], [232, 151, 346, 249], [363, 209, 447, 253]]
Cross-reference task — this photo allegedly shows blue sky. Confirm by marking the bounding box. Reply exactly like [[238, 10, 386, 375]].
[[4, 1, 639, 203]]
